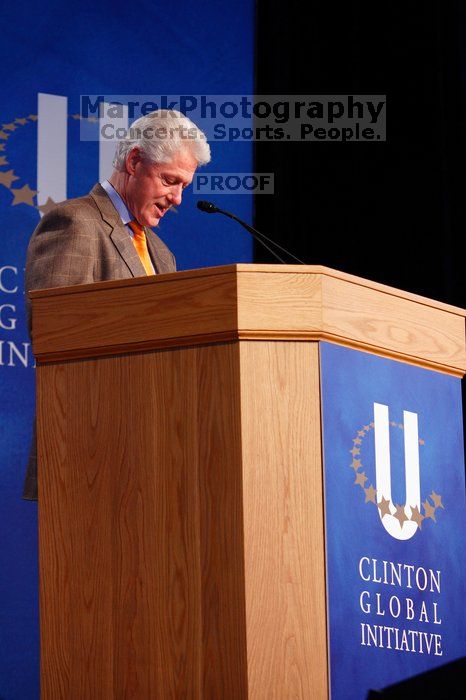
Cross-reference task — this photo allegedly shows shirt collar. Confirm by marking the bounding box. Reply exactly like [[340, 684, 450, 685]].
[[101, 179, 133, 226]]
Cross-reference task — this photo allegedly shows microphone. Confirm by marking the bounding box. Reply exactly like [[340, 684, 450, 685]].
[[197, 200, 220, 214], [196, 200, 306, 265]]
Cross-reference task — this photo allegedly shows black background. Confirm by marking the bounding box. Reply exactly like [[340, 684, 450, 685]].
[[254, 1, 464, 308], [254, 1, 465, 426]]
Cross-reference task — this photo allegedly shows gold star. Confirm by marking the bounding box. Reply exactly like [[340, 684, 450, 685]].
[[364, 485, 377, 503], [350, 458, 362, 471], [394, 504, 408, 526], [2, 122, 17, 131], [350, 447, 360, 456], [430, 491, 444, 509], [363, 424, 370, 431], [0, 143, 5, 151], [0, 169, 19, 187], [390, 421, 397, 427], [398, 423, 404, 430], [378, 496, 391, 517], [28, 114, 38, 121], [353, 437, 362, 445], [419, 439, 425, 445], [87, 116, 98, 123], [15, 117, 28, 125], [0, 131, 10, 140], [410, 505, 424, 528], [37, 196, 57, 214], [370, 422, 374, 428], [422, 500, 436, 521], [11, 184, 37, 206], [355, 471, 368, 488], [357, 430, 365, 437], [71, 113, 81, 120], [0, 156, 8, 165]]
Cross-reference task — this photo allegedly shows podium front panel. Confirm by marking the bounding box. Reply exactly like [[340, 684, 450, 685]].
[[320, 342, 465, 699]]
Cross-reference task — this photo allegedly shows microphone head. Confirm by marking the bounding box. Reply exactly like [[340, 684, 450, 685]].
[[197, 200, 219, 214]]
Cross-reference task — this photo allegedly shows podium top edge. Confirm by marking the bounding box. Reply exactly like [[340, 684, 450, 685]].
[[28, 263, 466, 317]]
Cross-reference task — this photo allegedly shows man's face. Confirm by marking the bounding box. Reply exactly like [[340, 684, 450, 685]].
[[124, 148, 198, 227]]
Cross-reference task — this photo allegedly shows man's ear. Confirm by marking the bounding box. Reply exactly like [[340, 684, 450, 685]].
[[125, 147, 142, 175]]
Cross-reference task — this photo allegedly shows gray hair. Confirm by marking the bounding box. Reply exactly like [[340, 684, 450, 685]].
[[113, 109, 211, 170]]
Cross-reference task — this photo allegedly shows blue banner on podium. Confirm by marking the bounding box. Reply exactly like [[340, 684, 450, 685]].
[[320, 342, 465, 699]]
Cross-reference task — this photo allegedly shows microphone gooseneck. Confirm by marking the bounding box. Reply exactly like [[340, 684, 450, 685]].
[[196, 201, 306, 265]]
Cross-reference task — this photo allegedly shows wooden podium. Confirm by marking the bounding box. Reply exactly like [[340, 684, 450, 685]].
[[30, 265, 466, 699]]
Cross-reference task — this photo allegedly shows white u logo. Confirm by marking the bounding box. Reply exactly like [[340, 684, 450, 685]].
[[37, 93, 126, 213], [373, 403, 421, 540]]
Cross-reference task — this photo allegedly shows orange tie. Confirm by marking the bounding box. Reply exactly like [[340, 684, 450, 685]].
[[128, 221, 154, 275]]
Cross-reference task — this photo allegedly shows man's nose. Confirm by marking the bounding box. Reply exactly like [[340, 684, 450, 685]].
[[168, 184, 183, 206]]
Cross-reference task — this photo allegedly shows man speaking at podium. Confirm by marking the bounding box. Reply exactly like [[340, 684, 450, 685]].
[[23, 109, 211, 500]]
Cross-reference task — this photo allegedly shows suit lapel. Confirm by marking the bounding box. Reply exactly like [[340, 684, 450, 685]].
[[145, 226, 177, 274], [90, 184, 147, 278], [110, 225, 147, 277], [144, 227, 162, 274]]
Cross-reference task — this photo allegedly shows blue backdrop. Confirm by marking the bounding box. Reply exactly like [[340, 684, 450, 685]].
[[0, 2, 254, 697]]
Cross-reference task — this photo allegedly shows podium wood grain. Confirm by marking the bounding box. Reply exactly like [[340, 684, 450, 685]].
[[39, 344, 248, 698], [239, 341, 326, 698], [38, 340, 327, 698], [31, 265, 466, 375]]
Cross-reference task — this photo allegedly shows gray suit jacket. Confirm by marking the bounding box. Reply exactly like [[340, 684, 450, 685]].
[[23, 183, 176, 500]]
